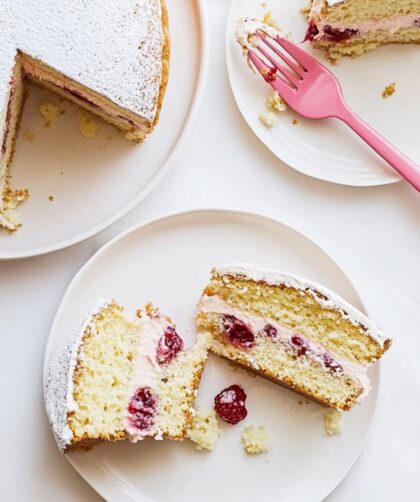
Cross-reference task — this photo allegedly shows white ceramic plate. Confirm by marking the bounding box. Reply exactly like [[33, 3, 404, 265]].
[[0, 0, 209, 260], [227, 0, 420, 187], [44, 209, 379, 502]]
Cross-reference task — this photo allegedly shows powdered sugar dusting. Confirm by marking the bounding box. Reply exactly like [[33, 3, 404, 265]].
[[44, 298, 112, 451], [0, 0, 164, 122]]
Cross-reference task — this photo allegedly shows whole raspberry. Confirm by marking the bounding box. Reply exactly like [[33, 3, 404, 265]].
[[214, 384, 248, 425], [128, 387, 156, 432], [156, 326, 184, 365], [222, 315, 255, 349]]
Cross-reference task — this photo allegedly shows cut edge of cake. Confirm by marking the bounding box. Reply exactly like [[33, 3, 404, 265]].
[[196, 264, 392, 411], [45, 298, 209, 452], [305, 0, 420, 62]]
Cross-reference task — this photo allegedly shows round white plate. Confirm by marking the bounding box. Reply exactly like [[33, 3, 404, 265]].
[[0, 0, 209, 260], [227, 0, 420, 187], [44, 209, 379, 502]]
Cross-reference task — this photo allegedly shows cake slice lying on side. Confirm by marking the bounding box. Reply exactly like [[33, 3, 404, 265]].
[[305, 0, 420, 62], [196, 264, 391, 411], [45, 300, 208, 452]]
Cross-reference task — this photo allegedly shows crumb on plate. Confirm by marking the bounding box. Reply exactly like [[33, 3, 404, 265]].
[[262, 11, 279, 29], [266, 91, 287, 113], [259, 110, 277, 127], [324, 409, 343, 436], [242, 425, 270, 454], [188, 410, 220, 451], [48, 195, 54, 202], [292, 118, 299, 125], [382, 83, 396, 98], [23, 130, 36, 143], [39, 102, 61, 127], [79, 112, 100, 139]]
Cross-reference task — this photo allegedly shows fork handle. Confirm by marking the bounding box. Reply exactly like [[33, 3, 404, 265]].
[[336, 104, 420, 191]]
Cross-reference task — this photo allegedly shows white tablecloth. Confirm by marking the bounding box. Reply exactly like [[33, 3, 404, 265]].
[[1, 1, 419, 500]]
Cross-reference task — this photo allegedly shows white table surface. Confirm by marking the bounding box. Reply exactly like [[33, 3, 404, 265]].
[[1, 1, 419, 500]]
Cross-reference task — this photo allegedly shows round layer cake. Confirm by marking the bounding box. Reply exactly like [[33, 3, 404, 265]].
[[0, 0, 170, 231]]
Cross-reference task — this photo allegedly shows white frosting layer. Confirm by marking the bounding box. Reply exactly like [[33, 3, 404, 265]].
[[44, 298, 112, 451], [311, 0, 346, 15], [0, 0, 164, 122], [198, 294, 370, 400], [214, 263, 390, 349]]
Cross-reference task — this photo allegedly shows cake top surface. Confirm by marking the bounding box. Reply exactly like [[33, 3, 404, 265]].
[[213, 263, 390, 348], [0, 0, 164, 121]]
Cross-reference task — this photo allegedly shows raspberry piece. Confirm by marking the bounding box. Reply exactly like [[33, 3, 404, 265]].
[[323, 25, 359, 42], [128, 387, 156, 432], [323, 353, 343, 374], [291, 334, 308, 357], [262, 323, 277, 338], [222, 315, 255, 349], [214, 384, 248, 425], [156, 326, 184, 365], [305, 22, 319, 42]]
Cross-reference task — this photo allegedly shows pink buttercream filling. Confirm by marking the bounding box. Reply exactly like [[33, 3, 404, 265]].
[[198, 294, 370, 400], [316, 13, 420, 39]]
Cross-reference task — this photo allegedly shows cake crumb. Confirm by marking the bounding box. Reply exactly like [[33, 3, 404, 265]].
[[324, 409, 342, 436], [292, 118, 299, 125], [188, 410, 220, 451], [382, 83, 396, 98], [48, 195, 54, 202], [79, 112, 100, 139], [23, 130, 36, 143], [261, 2, 267, 7], [39, 102, 61, 127], [266, 92, 287, 113], [259, 110, 277, 128], [262, 11, 279, 29], [242, 425, 269, 454]]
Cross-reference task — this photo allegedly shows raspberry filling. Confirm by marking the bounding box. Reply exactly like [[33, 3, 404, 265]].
[[222, 315, 255, 349], [291, 334, 343, 374], [305, 22, 319, 42], [128, 386, 157, 432], [323, 25, 359, 42], [214, 384, 248, 424], [305, 22, 359, 43], [262, 323, 278, 338], [156, 326, 184, 365]]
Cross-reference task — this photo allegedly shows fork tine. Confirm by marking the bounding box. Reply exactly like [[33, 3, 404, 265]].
[[258, 33, 305, 78], [272, 36, 317, 71], [248, 50, 296, 103], [255, 44, 300, 88]]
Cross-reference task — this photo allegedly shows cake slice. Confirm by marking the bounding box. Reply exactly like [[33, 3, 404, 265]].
[[196, 264, 391, 411], [305, 0, 420, 62], [0, 0, 169, 231], [45, 300, 208, 452]]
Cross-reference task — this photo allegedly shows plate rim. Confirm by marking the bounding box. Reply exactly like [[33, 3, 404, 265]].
[[0, 0, 210, 261], [225, 0, 401, 188], [43, 206, 381, 502]]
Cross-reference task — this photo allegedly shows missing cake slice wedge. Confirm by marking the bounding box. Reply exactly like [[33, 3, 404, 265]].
[[196, 264, 391, 411], [45, 299, 209, 452]]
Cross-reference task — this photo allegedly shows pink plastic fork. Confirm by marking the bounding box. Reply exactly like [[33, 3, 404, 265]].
[[247, 32, 420, 191]]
